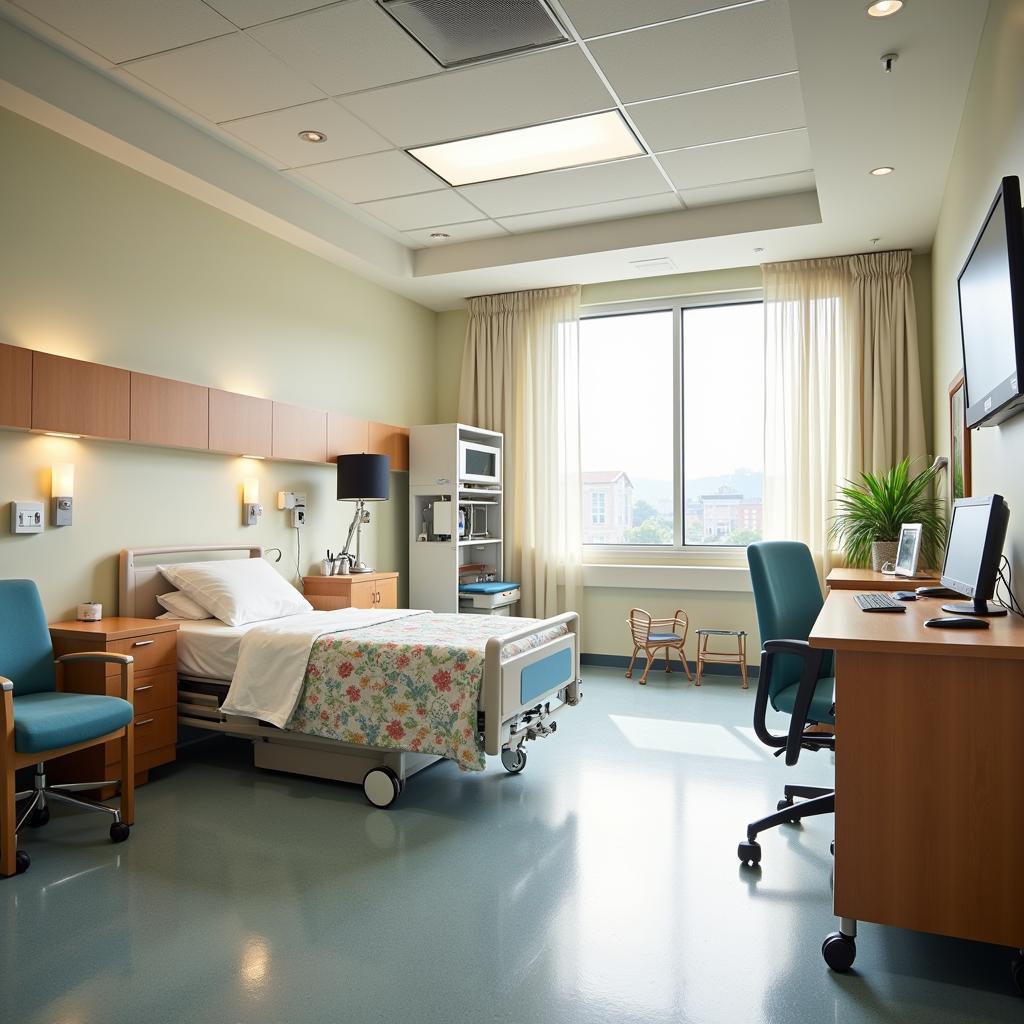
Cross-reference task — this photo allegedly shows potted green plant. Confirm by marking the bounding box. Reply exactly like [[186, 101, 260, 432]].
[[829, 458, 947, 571]]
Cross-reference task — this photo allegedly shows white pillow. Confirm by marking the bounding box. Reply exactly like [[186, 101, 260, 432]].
[[158, 558, 312, 626], [156, 591, 212, 620]]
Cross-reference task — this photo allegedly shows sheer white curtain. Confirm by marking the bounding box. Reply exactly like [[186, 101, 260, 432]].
[[762, 250, 926, 575], [458, 285, 582, 618]]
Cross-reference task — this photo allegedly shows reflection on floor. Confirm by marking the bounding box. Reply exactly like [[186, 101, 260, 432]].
[[2, 666, 1020, 1024]]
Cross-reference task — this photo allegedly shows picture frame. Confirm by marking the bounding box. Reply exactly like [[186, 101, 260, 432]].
[[894, 522, 923, 577], [948, 370, 972, 500]]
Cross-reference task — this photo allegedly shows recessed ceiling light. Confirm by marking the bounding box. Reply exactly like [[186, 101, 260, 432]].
[[297, 130, 327, 143], [866, 0, 903, 16], [428, 232, 451, 240], [870, 166, 895, 176], [408, 111, 644, 187]]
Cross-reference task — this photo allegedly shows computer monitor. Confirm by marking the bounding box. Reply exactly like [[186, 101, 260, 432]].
[[939, 495, 1009, 616]]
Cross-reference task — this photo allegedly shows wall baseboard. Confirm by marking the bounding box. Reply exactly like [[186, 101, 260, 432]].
[[581, 652, 759, 678]]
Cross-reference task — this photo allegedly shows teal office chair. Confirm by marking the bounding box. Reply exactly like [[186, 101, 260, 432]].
[[1, 580, 135, 877], [738, 542, 836, 866]]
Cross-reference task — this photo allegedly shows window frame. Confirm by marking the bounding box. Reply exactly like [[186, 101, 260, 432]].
[[579, 289, 763, 567]]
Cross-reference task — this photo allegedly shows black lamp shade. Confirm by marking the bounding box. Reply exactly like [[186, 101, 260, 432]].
[[337, 454, 390, 500]]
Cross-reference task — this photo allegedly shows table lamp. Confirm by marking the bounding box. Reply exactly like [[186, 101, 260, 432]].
[[337, 454, 390, 574]]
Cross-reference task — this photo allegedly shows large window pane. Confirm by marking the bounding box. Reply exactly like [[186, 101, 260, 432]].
[[581, 310, 674, 545], [683, 304, 764, 545]]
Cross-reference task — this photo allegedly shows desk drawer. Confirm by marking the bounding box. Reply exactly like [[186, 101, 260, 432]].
[[132, 706, 177, 755], [132, 668, 177, 715], [107, 631, 177, 674]]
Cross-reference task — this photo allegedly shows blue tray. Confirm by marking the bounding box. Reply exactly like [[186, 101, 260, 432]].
[[458, 581, 520, 594]]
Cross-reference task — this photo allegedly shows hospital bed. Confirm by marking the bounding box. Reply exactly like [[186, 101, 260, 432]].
[[119, 545, 581, 807]]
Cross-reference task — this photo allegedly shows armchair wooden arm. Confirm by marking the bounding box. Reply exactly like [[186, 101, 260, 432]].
[[55, 652, 135, 700]]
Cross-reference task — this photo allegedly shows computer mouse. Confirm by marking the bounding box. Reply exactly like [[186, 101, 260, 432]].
[[893, 591, 918, 601], [924, 616, 990, 629]]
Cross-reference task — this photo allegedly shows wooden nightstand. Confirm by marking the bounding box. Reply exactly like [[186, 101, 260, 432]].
[[48, 618, 179, 794], [302, 572, 399, 611]]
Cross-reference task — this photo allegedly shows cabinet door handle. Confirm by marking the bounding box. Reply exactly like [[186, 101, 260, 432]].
[[134, 684, 153, 693], [132, 640, 155, 648], [135, 717, 155, 726]]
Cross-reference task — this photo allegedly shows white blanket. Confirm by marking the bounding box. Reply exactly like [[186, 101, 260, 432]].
[[220, 608, 425, 727]]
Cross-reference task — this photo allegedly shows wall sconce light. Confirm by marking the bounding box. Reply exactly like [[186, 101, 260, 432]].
[[243, 477, 262, 527], [51, 462, 74, 526]]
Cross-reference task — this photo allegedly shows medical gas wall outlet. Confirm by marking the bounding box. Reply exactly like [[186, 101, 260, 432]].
[[12, 501, 44, 534], [277, 491, 307, 528]]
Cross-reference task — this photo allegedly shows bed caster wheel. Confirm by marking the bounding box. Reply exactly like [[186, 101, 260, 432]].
[[28, 804, 50, 828], [110, 822, 130, 843], [822, 932, 856, 972], [501, 747, 527, 774], [363, 767, 401, 809], [1011, 954, 1024, 996], [11, 850, 31, 875], [737, 840, 761, 866], [777, 797, 792, 812]]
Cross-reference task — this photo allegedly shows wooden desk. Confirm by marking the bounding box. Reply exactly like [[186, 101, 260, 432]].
[[809, 591, 1024, 973], [825, 567, 938, 591]]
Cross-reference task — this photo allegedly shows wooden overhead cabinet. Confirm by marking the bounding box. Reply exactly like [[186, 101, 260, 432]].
[[32, 351, 130, 439], [208, 388, 272, 457], [327, 412, 369, 462], [130, 372, 209, 449], [0, 343, 32, 429], [273, 401, 327, 463], [368, 422, 410, 471]]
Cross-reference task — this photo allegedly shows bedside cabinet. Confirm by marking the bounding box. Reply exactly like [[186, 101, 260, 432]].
[[302, 572, 399, 611], [48, 618, 179, 795]]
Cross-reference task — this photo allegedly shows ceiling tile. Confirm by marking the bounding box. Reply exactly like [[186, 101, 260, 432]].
[[222, 99, 389, 166], [248, 1, 438, 97], [497, 193, 681, 233], [458, 157, 669, 219], [659, 129, 812, 190], [359, 190, 484, 230], [679, 170, 816, 208], [203, 0, 331, 29], [587, 0, 797, 103], [14, 0, 234, 63], [560, 0, 743, 39], [122, 32, 322, 122], [628, 73, 806, 153], [403, 221, 509, 246], [293, 150, 444, 203], [340, 44, 613, 148]]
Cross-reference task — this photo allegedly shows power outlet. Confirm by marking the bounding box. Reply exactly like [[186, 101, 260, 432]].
[[292, 506, 306, 528], [11, 501, 44, 534]]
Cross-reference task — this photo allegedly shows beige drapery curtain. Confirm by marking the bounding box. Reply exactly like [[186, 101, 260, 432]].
[[763, 250, 926, 575], [458, 285, 582, 618]]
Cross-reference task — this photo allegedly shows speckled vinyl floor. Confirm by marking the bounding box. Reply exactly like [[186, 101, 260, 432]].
[[2, 666, 1020, 1024]]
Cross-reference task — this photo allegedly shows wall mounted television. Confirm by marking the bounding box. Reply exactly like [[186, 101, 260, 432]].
[[957, 175, 1024, 428]]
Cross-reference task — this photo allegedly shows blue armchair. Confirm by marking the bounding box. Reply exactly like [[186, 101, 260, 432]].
[[1, 580, 135, 877], [739, 542, 836, 866]]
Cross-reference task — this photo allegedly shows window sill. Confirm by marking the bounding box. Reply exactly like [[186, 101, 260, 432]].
[[582, 563, 751, 593]]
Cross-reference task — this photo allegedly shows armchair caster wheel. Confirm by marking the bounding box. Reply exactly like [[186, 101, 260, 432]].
[[830, 839, 835, 856], [737, 840, 761, 866], [110, 822, 130, 843], [777, 797, 793, 812], [9, 851, 31, 875], [1011, 954, 1024, 996], [28, 805, 50, 828], [822, 932, 856, 972], [363, 767, 401, 809], [501, 747, 527, 774]]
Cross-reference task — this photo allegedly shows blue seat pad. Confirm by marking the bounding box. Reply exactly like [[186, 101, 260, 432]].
[[13, 692, 134, 754], [648, 633, 682, 643], [771, 677, 836, 725]]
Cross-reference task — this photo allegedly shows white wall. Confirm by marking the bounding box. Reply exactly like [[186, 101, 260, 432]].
[[931, 0, 1024, 584], [0, 107, 435, 619]]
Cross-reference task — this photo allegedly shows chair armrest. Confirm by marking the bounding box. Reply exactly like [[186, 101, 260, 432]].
[[0, 676, 12, 692], [55, 652, 135, 700]]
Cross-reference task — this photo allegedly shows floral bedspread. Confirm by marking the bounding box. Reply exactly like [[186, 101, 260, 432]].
[[285, 612, 568, 771]]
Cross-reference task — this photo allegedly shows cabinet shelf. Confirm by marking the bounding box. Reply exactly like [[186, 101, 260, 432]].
[[458, 537, 502, 547]]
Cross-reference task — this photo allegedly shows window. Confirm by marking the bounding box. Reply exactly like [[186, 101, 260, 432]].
[[580, 298, 764, 549]]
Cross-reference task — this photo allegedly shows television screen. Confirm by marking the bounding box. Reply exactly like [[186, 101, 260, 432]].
[[957, 176, 1024, 427]]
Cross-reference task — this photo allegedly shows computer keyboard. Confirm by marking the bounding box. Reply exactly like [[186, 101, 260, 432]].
[[855, 592, 907, 613]]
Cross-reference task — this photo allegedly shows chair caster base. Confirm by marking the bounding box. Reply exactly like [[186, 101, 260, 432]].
[[822, 932, 856, 972], [110, 822, 130, 843], [737, 839, 761, 866], [7, 850, 31, 876], [28, 805, 50, 828]]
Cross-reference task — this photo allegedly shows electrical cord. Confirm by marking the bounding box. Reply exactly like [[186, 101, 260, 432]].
[[995, 556, 1024, 617], [294, 527, 302, 588]]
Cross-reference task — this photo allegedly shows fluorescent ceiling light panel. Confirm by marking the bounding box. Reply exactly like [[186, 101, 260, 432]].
[[408, 111, 644, 186]]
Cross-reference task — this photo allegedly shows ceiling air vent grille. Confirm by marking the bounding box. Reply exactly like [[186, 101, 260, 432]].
[[629, 257, 678, 275], [376, 0, 569, 69]]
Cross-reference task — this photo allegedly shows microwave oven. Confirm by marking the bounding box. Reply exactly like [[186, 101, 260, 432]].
[[459, 439, 501, 486]]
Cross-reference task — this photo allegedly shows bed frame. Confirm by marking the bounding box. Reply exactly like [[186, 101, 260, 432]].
[[119, 545, 582, 806]]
